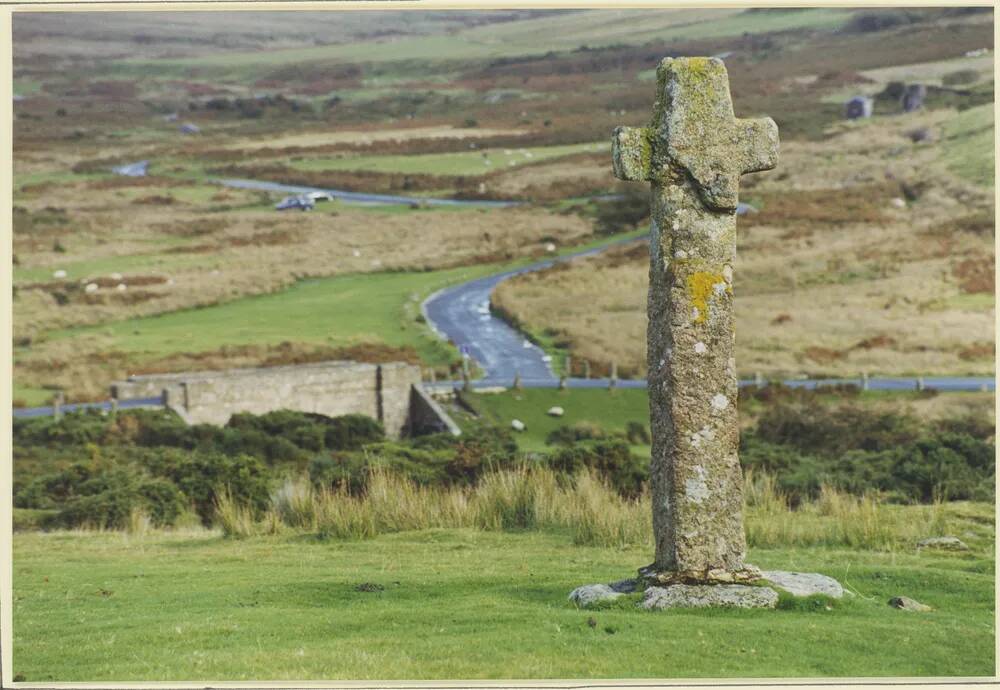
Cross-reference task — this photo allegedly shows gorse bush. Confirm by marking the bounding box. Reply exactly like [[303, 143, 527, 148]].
[[547, 439, 647, 498], [18, 463, 185, 529], [143, 448, 272, 525], [14, 400, 993, 532], [546, 421, 607, 446], [741, 404, 994, 503]]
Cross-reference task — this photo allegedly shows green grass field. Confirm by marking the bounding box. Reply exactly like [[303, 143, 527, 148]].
[[465, 387, 651, 455], [289, 142, 603, 176], [46, 264, 496, 365], [13, 527, 994, 681], [39, 230, 647, 365], [117, 8, 855, 78], [941, 103, 995, 188]]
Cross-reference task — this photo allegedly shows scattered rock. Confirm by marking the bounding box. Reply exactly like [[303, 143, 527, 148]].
[[116, 283, 127, 291], [889, 596, 931, 612], [84, 283, 98, 294], [917, 536, 969, 551], [52, 270, 67, 279], [890, 197, 906, 209], [511, 419, 525, 432], [547, 406, 564, 417], [569, 584, 623, 608], [762, 571, 846, 599], [641, 584, 779, 610], [907, 127, 933, 143], [545, 242, 557, 252], [355, 582, 384, 593]]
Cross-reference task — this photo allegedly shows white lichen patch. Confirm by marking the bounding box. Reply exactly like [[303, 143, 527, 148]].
[[694, 341, 707, 354], [672, 219, 680, 231], [722, 265, 733, 283], [689, 425, 716, 448], [711, 393, 729, 412], [675, 249, 688, 259], [691, 307, 700, 321], [685, 466, 709, 504], [712, 281, 728, 296]]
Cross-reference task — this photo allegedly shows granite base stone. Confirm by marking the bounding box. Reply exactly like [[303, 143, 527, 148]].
[[641, 584, 779, 610], [762, 571, 846, 599], [570, 570, 846, 610]]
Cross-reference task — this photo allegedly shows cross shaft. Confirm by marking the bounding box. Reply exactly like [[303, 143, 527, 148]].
[[612, 57, 778, 583]]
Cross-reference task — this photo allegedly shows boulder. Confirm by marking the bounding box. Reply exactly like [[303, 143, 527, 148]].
[[547, 406, 565, 417], [511, 419, 526, 432], [762, 570, 846, 599], [641, 584, 778, 610], [889, 596, 932, 612], [917, 536, 969, 551], [569, 584, 623, 608]]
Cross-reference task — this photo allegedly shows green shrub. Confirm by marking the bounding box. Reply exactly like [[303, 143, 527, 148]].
[[625, 421, 651, 445], [444, 426, 519, 484], [741, 416, 994, 504], [143, 449, 272, 525], [546, 422, 607, 446], [137, 477, 185, 526], [14, 409, 109, 447], [546, 440, 646, 497], [320, 413, 385, 450], [51, 466, 139, 529], [15, 463, 94, 509], [753, 404, 920, 457]]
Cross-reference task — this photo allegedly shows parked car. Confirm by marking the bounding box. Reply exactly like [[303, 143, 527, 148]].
[[275, 195, 315, 211]]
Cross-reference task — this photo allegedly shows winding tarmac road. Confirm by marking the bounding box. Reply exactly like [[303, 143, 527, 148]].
[[423, 237, 644, 386], [419, 239, 995, 394], [11, 182, 994, 419]]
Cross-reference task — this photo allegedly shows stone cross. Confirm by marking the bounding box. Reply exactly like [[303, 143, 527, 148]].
[[612, 57, 778, 584]]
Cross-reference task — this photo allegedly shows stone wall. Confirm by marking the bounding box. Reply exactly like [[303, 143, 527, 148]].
[[111, 361, 425, 438]]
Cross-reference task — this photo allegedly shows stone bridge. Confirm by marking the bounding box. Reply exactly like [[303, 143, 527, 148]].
[[110, 360, 458, 438]]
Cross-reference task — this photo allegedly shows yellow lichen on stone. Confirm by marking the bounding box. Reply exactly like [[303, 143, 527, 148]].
[[686, 270, 727, 324]]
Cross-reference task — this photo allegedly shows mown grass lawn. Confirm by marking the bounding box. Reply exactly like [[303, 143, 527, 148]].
[[13, 528, 994, 681]]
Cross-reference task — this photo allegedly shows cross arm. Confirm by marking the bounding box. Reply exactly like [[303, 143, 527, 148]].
[[612, 126, 654, 182], [735, 117, 779, 175]]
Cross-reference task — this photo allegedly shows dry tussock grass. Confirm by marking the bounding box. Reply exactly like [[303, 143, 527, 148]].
[[487, 152, 612, 198], [219, 126, 527, 151], [13, 189, 593, 340], [213, 465, 974, 553], [493, 112, 994, 378]]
